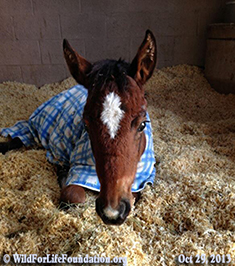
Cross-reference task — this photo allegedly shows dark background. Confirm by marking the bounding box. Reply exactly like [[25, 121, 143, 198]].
[[0, 0, 226, 86]]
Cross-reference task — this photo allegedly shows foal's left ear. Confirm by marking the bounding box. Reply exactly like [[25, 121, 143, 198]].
[[129, 30, 157, 85], [63, 39, 92, 87]]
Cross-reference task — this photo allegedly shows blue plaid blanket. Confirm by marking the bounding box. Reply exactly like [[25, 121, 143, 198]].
[[0, 85, 156, 192]]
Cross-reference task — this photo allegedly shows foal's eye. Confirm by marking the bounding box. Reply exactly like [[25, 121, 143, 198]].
[[137, 121, 147, 132]]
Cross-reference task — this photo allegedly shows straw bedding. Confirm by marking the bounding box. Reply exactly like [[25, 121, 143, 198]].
[[0, 65, 234, 265]]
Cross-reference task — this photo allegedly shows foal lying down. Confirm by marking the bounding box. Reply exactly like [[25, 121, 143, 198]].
[[0, 30, 156, 225]]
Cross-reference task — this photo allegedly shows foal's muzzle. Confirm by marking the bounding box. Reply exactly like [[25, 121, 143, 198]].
[[95, 198, 131, 225]]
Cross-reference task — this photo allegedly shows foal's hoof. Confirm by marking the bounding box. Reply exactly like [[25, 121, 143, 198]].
[[0, 142, 9, 154], [59, 185, 86, 210]]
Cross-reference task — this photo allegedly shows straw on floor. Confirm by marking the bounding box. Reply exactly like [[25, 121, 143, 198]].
[[0, 65, 234, 265]]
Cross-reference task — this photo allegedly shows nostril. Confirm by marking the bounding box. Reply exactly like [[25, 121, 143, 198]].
[[119, 199, 131, 220], [119, 202, 125, 220]]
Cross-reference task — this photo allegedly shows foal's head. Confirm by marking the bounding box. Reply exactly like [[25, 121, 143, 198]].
[[63, 30, 157, 225]]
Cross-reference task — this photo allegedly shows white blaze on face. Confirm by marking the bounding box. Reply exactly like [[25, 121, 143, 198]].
[[101, 92, 124, 139]]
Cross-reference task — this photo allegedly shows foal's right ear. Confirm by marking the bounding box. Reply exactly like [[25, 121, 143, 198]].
[[63, 39, 92, 87]]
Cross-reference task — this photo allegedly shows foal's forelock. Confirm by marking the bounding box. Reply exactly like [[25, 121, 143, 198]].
[[84, 59, 131, 139]]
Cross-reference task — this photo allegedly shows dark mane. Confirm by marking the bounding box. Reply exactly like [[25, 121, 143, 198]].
[[88, 59, 130, 91]]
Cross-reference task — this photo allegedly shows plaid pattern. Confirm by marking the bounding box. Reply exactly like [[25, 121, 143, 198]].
[[0, 85, 156, 192]]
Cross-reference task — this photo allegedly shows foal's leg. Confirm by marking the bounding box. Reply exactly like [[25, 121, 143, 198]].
[[0, 137, 24, 154], [57, 165, 86, 208]]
